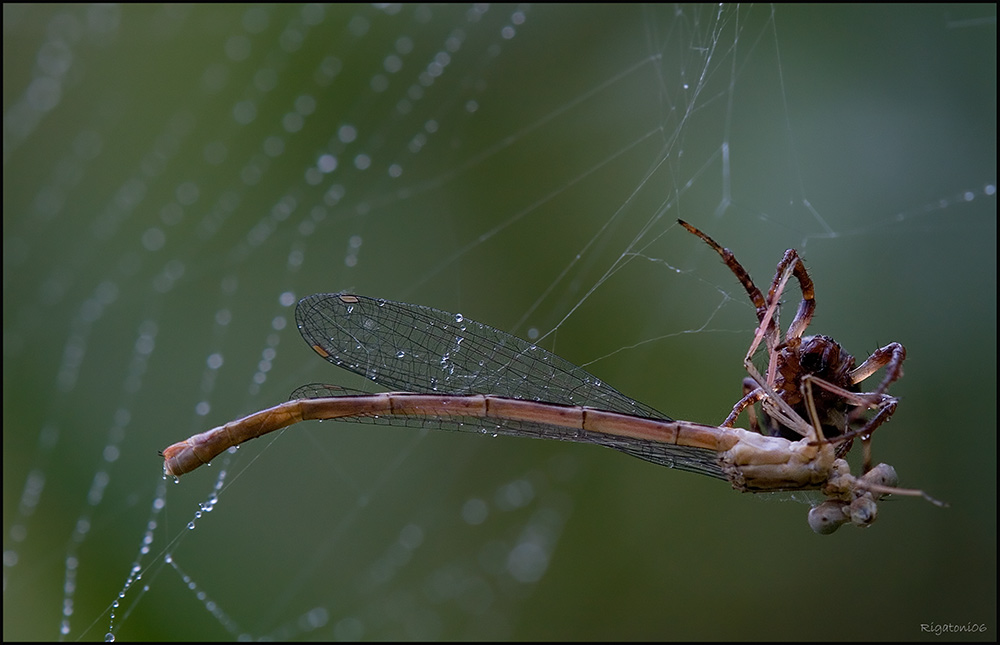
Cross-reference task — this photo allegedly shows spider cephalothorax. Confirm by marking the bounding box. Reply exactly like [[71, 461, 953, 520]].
[[763, 334, 857, 444]]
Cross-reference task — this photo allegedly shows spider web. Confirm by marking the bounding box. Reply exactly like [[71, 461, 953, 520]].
[[3, 4, 996, 641]]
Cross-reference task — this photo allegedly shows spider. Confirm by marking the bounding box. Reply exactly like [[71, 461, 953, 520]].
[[678, 219, 905, 473]]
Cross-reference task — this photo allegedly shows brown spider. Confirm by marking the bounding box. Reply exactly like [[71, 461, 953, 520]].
[[678, 219, 906, 473]]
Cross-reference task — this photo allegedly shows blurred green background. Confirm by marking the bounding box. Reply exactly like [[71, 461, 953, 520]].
[[4, 4, 995, 641]]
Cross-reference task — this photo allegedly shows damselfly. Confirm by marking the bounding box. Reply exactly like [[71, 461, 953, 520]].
[[162, 223, 941, 533]]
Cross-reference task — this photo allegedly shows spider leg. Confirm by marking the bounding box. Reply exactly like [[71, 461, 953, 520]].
[[722, 378, 765, 430], [740, 249, 816, 407], [805, 374, 896, 412], [677, 220, 769, 321], [677, 220, 816, 345], [849, 342, 906, 397], [843, 342, 906, 433], [801, 376, 829, 444], [751, 365, 815, 439], [771, 249, 816, 342], [802, 374, 900, 472], [748, 258, 796, 384], [678, 219, 793, 374]]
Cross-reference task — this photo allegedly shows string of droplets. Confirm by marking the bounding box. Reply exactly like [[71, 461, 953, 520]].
[[102, 483, 168, 641], [56, 319, 159, 640], [104, 469, 225, 640], [161, 554, 243, 638]]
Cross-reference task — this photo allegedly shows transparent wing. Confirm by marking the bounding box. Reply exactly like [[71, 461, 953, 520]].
[[295, 293, 669, 419]]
